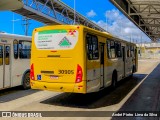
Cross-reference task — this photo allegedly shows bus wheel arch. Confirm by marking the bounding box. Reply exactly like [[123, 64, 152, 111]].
[[22, 69, 31, 90], [111, 70, 117, 88]]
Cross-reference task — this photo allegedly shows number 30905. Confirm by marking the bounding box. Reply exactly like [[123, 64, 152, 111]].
[[58, 70, 74, 74]]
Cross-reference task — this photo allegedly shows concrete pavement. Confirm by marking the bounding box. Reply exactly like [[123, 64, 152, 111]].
[[112, 62, 160, 120]]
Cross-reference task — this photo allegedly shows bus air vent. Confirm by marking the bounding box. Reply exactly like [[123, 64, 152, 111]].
[[47, 55, 60, 57], [41, 71, 54, 74]]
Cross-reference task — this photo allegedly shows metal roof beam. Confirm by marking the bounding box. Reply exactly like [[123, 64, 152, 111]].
[[4, 0, 106, 32], [129, 13, 160, 16], [150, 34, 160, 37], [141, 17, 160, 19], [110, 0, 160, 41], [140, 24, 160, 27], [131, 1, 160, 6]]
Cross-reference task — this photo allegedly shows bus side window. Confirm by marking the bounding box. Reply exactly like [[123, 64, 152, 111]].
[[115, 42, 122, 57], [92, 36, 99, 59], [130, 46, 134, 57], [19, 40, 31, 59], [0, 46, 3, 65], [108, 40, 116, 59], [5, 46, 10, 65], [86, 34, 99, 60], [127, 46, 130, 57], [86, 34, 93, 60], [107, 40, 116, 59], [13, 39, 18, 59], [107, 41, 111, 59]]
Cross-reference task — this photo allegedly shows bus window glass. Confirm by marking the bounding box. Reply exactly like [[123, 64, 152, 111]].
[[19, 40, 31, 59], [0, 46, 3, 65], [131, 46, 134, 57], [35, 30, 79, 50], [127, 46, 130, 57], [115, 42, 122, 57], [13, 39, 18, 59], [107, 40, 116, 59], [86, 34, 99, 60], [86, 34, 93, 60], [107, 41, 111, 58], [110, 41, 116, 58], [92, 36, 99, 59], [5, 46, 10, 65]]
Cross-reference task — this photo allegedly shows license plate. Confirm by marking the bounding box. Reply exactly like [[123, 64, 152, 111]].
[[50, 76, 59, 79]]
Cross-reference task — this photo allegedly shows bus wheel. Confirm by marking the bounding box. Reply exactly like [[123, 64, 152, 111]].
[[111, 71, 117, 89], [133, 65, 136, 73], [22, 72, 31, 89], [130, 66, 135, 78]]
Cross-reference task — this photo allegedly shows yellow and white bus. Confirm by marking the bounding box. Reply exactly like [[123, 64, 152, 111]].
[[0, 33, 31, 90], [30, 25, 138, 93]]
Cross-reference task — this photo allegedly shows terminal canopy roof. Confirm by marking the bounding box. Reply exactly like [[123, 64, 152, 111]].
[[110, 0, 160, 41], [0, 0, 23, 11]]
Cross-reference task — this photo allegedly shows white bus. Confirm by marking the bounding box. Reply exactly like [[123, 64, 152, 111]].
[[0, 32, 31, 90]]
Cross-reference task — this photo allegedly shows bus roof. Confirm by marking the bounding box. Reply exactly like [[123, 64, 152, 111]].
[[82, 25, 136, 45], [34, 25, 136, 46], [34, 25, 113, 38]]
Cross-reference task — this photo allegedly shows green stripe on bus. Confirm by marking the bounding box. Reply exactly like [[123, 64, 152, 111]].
[[38, 30, 67, 34]]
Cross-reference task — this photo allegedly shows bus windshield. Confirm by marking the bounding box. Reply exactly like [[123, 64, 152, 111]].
[[34, 29, 79, 50]]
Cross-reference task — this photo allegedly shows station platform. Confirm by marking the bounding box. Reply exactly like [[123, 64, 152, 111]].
[[112, 63, 160, 120]]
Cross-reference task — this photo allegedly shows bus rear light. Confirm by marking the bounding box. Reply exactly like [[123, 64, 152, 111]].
[[75, 64, 83, 83], [30, 64, 35, 80]]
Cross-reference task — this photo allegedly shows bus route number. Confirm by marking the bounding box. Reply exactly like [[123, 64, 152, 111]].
[[58, 70, 74, 74]]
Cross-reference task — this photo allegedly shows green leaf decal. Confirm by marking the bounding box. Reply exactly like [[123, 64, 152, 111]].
[[59, 37, 71, 47]]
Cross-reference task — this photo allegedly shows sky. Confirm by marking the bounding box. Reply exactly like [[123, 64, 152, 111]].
[[0, 0, 151, 43]]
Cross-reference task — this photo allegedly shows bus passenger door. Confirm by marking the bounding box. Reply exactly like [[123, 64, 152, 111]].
[[0, 45, 4, 89], [4, 45, 11, 88], [100, 43, 104, 88], [122, 46, 126, 77]]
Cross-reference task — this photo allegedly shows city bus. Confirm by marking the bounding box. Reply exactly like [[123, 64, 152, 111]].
[[0, 32, 31, 90], [30, 25, 138, 93]]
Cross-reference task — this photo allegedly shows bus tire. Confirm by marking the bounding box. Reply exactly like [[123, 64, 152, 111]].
[[133, 65, 135, 73], [22, 72, 31, 90], [130, 65, 135, 77], [111, 71, 117, 89]]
